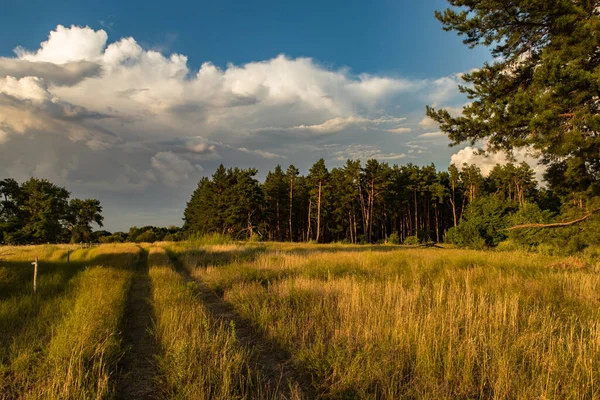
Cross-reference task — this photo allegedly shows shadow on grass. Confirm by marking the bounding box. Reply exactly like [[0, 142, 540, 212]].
[[0, 252, 140, 301], [166, 249, 320, 400], [0, 251, 144, 361]]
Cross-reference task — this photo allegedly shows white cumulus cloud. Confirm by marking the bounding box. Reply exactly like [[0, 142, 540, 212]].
[[0, 24, 476, 230], [450, 145, 545, 183]]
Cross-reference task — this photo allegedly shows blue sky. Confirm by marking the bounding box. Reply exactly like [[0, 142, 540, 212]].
[[1, 0, 525, 231], [2, 0, 488, 77]]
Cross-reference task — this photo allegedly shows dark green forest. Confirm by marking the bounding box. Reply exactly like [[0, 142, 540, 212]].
[[182, 159, 599, 254]]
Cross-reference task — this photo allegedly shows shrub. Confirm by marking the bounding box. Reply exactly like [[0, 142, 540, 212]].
[[99, 233, 125, 243], [447, 195, 515, 248], [136, 230, 157, 243], [404, 235, 419, 246], [387, 232, 400, 245]]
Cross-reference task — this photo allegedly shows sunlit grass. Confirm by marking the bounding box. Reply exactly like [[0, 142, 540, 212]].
[[2, 242, 598, 398], [0, 244, 140, 399], [34, 266, 133, 399], [148, 247, 275, 399], [178, 245, 600, 398]]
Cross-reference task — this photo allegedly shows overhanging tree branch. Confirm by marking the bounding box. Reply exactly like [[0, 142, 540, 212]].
[[506, 209, 600, 230]]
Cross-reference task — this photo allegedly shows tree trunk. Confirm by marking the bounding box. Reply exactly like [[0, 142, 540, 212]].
[[247, 211, 253, 240], [450, 184, 458, 227], [307, 198, 312, 242], [316, 181, 322, 242], [359, 183, 368, 239], [434, 205, 440, 242], [414, 189, 418, 237], [352, 208, 358, 244], [276, 199, 281, 241], [368, 179, 375, 243], [449, 197, 457, 228], [289, 178, 293, 241], [348, 211, 354, 244]]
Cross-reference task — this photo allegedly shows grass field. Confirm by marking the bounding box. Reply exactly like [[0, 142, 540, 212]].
[[0, 242, 598, 399]]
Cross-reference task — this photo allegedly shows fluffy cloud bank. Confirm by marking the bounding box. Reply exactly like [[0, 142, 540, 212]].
[[450, 144, 545, 183], [0, 24, 472, 229]]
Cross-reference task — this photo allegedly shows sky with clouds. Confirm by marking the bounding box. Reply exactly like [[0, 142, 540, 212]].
[[0, 0, 544, 231]]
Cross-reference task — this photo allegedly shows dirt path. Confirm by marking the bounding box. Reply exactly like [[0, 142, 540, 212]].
[[166, 251, 318, 400], [115, 249, 160, 399]]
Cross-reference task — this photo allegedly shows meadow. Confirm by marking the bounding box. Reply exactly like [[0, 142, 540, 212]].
[[0, 242, 598, 399]]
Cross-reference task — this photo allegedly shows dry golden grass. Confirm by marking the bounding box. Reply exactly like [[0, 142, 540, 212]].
[[176, 244, 600, 399], [148, 247, 276, 399], [2, 242, 598, 399], [0, 243, 140, 399]]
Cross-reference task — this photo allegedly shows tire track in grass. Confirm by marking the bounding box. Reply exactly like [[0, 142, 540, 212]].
[[116, 249, 161, 399], [166, 250, 318, 400]]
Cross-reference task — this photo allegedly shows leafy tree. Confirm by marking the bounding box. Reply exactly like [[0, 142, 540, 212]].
[[0, 177, 104, 244], [68, 199, 103, 243], [427, 0, 600, 197], [16, 178, 70, 244], [0, 178, 22, 242]]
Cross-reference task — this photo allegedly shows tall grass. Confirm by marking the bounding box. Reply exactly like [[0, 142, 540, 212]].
[[179, 245, 600, 398], [148, 247, 274, 399], [0, 244, 139, 399], [34, 266, 133, 399]]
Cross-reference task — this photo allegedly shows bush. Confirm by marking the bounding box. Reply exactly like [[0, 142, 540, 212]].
[[404, 235, 419, 246], [446, 195, 515, 249], [99, 233, 125, 243], [136, 230, 157, 243], [387, 232, 401, 245], [495, 240, 518, 252]]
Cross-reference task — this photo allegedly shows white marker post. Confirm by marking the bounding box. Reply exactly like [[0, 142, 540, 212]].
[[32, 257, 38, 293]]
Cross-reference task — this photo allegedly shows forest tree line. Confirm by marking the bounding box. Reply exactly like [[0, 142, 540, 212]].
[[183, 158, 599, 252]]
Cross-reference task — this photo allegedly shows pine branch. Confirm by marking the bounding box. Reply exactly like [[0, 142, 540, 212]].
[[506, 209, 600, 230]]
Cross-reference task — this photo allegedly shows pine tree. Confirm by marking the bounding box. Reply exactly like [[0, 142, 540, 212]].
[[286, 165, 299, 241], [427, 0, 600, 196], [264, 166, 287, 241], [308, 159, 329, 242]]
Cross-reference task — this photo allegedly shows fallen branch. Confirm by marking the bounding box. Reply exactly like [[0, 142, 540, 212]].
[[506, 208, 600, 231], [419, 242, 445, 249]]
